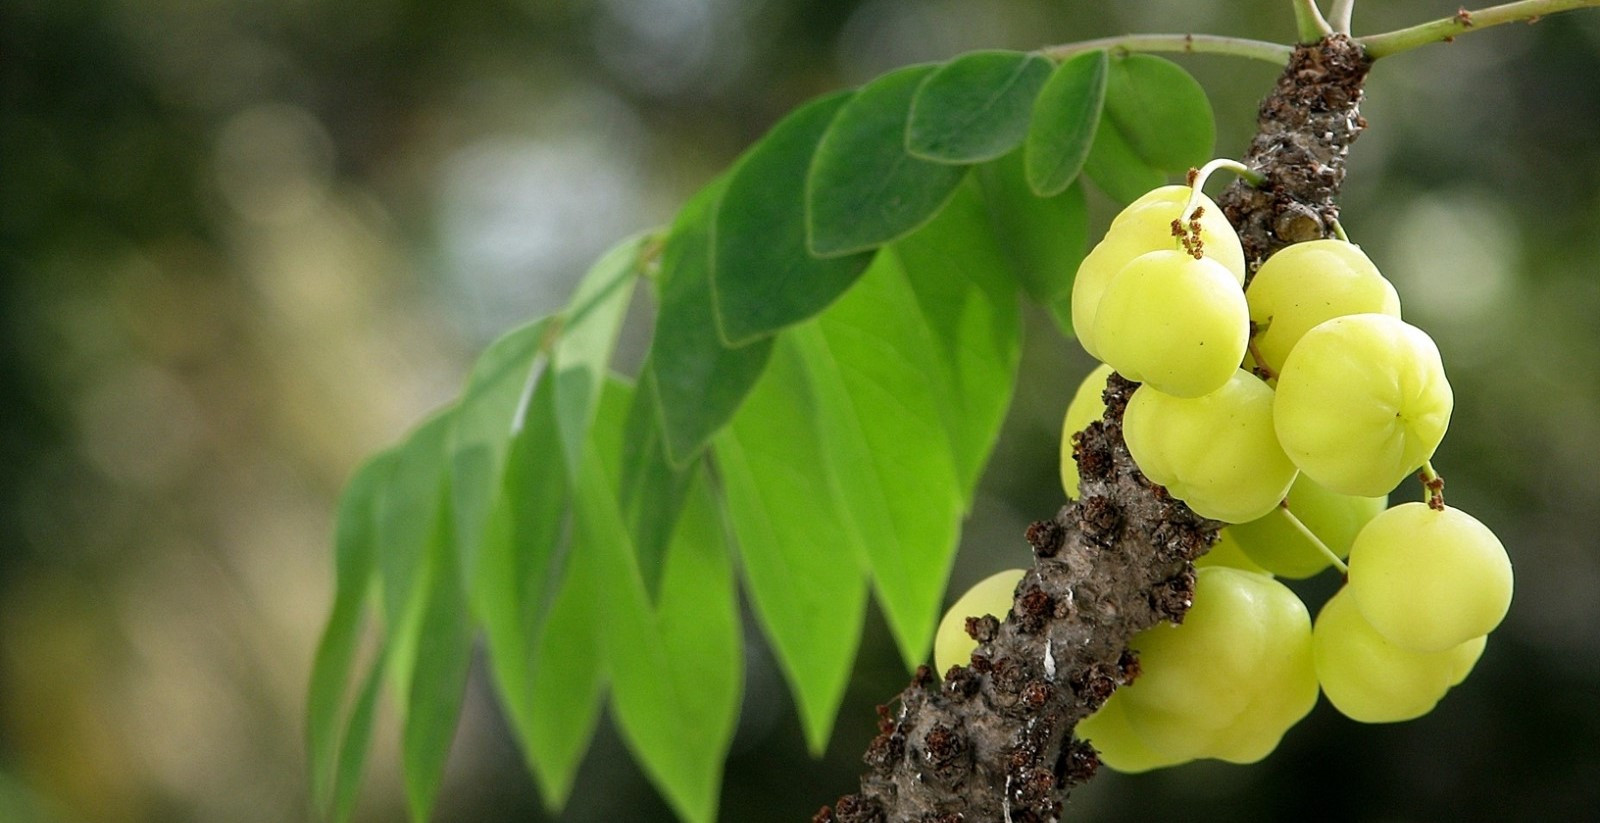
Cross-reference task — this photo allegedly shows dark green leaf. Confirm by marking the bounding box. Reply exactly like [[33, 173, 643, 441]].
[[807, 64, 968, 257], [711, 91, 874, 346], [1024, 50, 1108, 196], [309, 453, 390, 815], [552, 234, 644, 478], [1102, 53, 1215, 173], [402, 499, 474, 823], [975, 150, 1089, 331], [646, 179, 773, 466], [713, 339, 870, 754], [577, 379, 741, 823], [449, 318, 551, 583], [1083, 113, 1167, 203], [906, 50, 1053, 164]]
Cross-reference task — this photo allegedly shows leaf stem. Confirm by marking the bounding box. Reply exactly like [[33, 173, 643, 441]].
[[1294, 0, 1335, 41], [1360, 0, 1600, 59], [1039, 34, 1294, 66], [1330, 0, 1357, 34], [1281, 504, 1349, 574]]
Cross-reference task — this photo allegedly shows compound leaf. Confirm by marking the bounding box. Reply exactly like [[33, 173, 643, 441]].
[[807, 64, 968, 257], [907, 49, 1053, 164]]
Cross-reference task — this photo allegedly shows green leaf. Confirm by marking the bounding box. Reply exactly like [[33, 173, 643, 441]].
[[578, 379, 741, 823], [524, 534, 606, 810], [375, 408, 456, 699], [790, 274, 965, 670], [331, 643, 389, 823], [619, 372, 695, 596], [646, 178, 773, 466], [713, 339, 871, 754], [1083, 112, 1167, 204], [402, 498, 474, 823], [552, 234, 644, 478], [711, 91, 874, 346], [906, 50, 1053, 164], [1024, 50, 1108, 196], [890, 178, 1023, 498], [449, 318, 551, 583], [807, 64, 968, 257], [309, 453, 390, 815], [471, 371, 598, 811], [1101, 53, 1214, 174], [975, 150, 1089, 332]]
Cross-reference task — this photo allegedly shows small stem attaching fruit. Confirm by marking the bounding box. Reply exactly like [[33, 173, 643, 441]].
[[1419, 460, 1447, 509], [1281, 503, 1350, 574]]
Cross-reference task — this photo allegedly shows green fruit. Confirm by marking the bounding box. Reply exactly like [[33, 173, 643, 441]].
[[1092, 250, 1249, 398], [1124, 371, 1299, 523], [1196, 528, 1271, 575], [1072, 187, 1244, 359], [1347, 503, 1513, 652], [933, 569, 1026, 675], [1060, 364, 1114, 499], [1313, 587, 1483, 723], [1246, 240, 1402, 376], [1117, 567, 1317, 762], [1274, 314, 1453, 497], [1075, 693, 1192, 773], [1230, 476, 1386, 579]]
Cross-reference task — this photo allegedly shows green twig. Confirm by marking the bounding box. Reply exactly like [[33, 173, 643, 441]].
[[1294, 0, 1335, 41], [1330, 0, 1356, 34], [1360, 0, 1600, 59], [1039, 34, 1294, 66]]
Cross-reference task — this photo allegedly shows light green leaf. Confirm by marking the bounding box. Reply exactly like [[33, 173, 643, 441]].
[[619, 372, 695, 596], [471, 371, 597, 811], [1101, 53, 1215, 174], [975, 150, 1089, 332], [711, 91, 874, 346], [646, 178, 773, 466], [577, 379, 741, 823], [552, 234, 645, 478], [331, 642, 389, 823], [806, 64, 968, 257], [790, 286, 964, 670], [906, 50, 1053, 164], [309, 453, 390, 815], [1024, 50, 1108, 196], [1083, 111, 1168, 204], [449, 318, 551, 583], [402, 498, 474, 823], [375, 408, 456, 701], [890, 178, 1023, 498], [525, 535, 606, 810], [713, 339, 871, 754]]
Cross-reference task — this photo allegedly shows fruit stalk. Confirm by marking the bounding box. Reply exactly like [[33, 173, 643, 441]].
[[819, 36, 1373, 822]]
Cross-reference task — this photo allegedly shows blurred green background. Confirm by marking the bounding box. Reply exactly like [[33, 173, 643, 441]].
[[3, 0, 1598, 820]]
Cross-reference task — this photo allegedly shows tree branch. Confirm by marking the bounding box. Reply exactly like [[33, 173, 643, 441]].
[[1038, 34, 1294, 66], [818, 35, 1373, 823], [1359, 0, 1600, 59]]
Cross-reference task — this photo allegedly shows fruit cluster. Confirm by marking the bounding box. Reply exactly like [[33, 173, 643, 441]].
[[936, 178, 1513, 772]]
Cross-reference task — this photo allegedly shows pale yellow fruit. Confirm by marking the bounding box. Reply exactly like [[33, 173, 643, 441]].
[[933, 569, 1026, 675], [1093, 250, 1248, 398], [1246, 240, 1401, 375], [1060, 364, 1114, 499]]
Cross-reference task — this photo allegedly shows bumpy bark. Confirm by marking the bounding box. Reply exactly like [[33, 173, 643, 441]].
[[818, 35, 1371, 822]]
